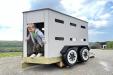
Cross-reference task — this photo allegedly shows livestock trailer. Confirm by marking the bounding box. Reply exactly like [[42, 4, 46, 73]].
[[22, 8, 90, 67]]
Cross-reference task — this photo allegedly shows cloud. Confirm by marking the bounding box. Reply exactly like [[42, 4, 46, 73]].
[[89, 30, 105, 35], [0, 27, 22, 41], [0, 0, 112, 41], [88, 29, 105, 41], [99, 13, 111, 19], [61, 0, 108, 29], [60, 0, 84, 13], [29, 0, 65, 12], [0, 0, 31, 41], [111, 6, 113, 8], [0, 26, 10, 30], [88, 29, 113, 42], [89, 19, 108, 28], [60, 0, 113, 41]]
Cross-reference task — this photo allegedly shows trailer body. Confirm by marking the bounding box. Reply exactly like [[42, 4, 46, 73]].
[[23, 8, 89, 66]]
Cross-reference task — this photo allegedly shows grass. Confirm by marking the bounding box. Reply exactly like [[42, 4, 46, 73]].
[[0, 52, 22, 58], [0, 47, 22, 52], [0, 41, 22, 52], [0, 41, 23, 58]]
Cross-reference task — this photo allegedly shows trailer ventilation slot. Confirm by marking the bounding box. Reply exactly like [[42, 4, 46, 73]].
[[81, 38, 86, 41], [55, 19, 64, 24], [83, 38, 86, 41], [55, 37, 64, 41], [70, 38, 72, 41], [70, 38, 76, 41], [81, 25, 86, 29], [70, 23, 76, 27]]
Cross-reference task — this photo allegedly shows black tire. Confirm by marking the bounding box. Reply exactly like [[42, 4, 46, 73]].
[[62, 47, 78, 67], [78, 47, 89, 62]]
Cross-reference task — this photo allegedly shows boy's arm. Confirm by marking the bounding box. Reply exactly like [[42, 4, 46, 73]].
[[38, 30, 45, 43]]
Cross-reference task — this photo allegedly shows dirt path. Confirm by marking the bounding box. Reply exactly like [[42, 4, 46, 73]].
[[0, 49, 113, 75]]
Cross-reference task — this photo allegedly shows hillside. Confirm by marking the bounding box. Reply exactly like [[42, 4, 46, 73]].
[[0, 41, 23, 52]]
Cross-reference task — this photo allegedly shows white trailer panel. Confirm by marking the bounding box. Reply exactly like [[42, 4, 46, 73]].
[[23, 8, 88, 58], [47, 10, 88, 57]]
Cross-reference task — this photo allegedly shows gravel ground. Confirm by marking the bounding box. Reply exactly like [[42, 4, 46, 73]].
[[0, 49, 113, 75]]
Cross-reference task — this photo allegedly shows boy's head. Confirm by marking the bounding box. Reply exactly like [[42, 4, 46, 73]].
[[27, 23, 36, 32]]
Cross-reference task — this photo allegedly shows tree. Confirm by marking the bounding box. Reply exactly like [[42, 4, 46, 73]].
[[89, 42, 101, 49], [107, 41, 113, 49]]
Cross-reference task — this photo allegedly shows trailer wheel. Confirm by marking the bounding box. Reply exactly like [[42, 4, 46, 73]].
[[62, 47, 78, 67], [78, 47, 89, 62]]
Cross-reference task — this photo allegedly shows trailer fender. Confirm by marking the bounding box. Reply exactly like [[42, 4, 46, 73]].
[[60, 46, 69, 55]]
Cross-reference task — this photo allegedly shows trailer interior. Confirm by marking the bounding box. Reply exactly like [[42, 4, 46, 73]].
[[27, 22, 44, 57]]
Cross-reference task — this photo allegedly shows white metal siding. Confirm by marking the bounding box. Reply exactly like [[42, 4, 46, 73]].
[[25, 10, 45, 23], [23, 10, 48, 57], [44, 10, 49, 58], [23, 13, 27, 57], [47, 10, 88, 57], [23, 9, 88, 58]]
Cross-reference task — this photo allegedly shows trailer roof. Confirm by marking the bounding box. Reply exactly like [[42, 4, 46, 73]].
[[23, 8, 88, 23]]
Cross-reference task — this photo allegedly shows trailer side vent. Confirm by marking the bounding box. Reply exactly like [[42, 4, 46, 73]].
[[55, 19, 64, 24], [70, 38, 76, 41], [83, 38, 86, 41], [81, 38, 86, 41], [70, 23, 76, 27], [81, 25, 86, 29], [70, 38, 72, 41], [55, 37, 64, 41]]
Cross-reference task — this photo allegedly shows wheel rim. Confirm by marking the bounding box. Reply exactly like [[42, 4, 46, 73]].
[[67, 50, 77, 64], [82, 49, 89, 60]]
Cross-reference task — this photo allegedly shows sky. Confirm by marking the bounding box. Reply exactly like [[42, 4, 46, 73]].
[[0, 0, 113, 42]]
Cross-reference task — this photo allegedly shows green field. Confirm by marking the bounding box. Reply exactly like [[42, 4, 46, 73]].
[[0, 52, 22, 58], [0, 47, 22, 52], [0, 41, 23, 58], [0, 41, 22, 52]]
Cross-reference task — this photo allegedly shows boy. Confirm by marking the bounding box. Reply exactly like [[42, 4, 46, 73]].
[[27, 23, 45, 57]]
